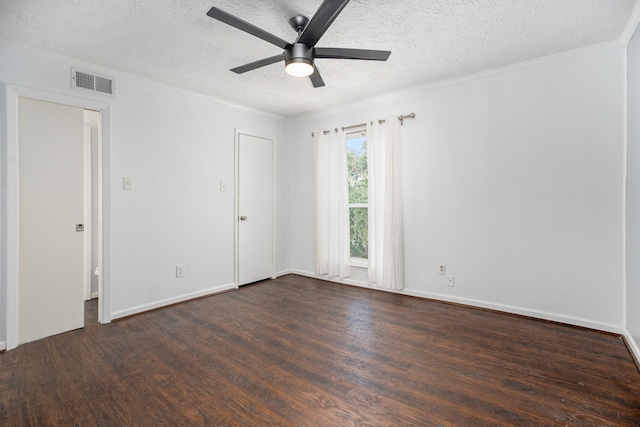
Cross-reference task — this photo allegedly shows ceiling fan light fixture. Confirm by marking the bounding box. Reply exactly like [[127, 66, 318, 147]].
[[285, 43, 314, 77], [285, 58, 314, 77]]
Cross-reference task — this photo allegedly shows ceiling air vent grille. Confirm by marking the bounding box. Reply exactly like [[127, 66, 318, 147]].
[[75, 71, 95, 90], [71, 68, 115, 95], [95, 76, 113, 94]]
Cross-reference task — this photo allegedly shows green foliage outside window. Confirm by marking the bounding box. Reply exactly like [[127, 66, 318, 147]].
[[346, 136, 368, 259], [349, 208, 368, 258]]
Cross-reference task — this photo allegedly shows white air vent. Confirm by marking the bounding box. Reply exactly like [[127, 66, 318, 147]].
[[71, 68, 115, 95], [95, 76, 113, 94]]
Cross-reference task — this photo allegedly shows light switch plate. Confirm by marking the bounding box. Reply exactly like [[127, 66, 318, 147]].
[[176, 265, 185, 278], [123, 177, 133, 190]]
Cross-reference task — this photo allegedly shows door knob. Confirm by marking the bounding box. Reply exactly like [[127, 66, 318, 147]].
[[239, 215, 247, 221]]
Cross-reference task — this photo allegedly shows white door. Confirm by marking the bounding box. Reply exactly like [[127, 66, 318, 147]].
[[18, 97, 85, 344], [238, 133, 274, 285]]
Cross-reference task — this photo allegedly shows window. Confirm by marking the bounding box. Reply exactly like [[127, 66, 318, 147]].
[[315, 118, 403, 287], [346, 130, 368, 265]]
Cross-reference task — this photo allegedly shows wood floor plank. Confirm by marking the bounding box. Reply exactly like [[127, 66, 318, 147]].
[[0, 274, 639, 426]]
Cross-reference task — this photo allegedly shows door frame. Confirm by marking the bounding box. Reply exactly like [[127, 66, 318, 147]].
[[83, 123, 93, 301], [234, 129, 276, 287], [3, 85, 113, 350], [83, 121, 100, 302]]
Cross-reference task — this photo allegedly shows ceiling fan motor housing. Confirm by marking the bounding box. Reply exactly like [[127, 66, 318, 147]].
[[285, 43, 314, 68]]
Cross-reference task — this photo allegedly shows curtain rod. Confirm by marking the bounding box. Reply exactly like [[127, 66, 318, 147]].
[[344, 113, 416, 130], [311, 113, 416, 137], [311, 129, 335, 137]]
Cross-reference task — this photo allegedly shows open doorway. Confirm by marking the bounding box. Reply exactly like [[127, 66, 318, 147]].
[[4, 85, 111, 350], [16, 100, 103, 344]]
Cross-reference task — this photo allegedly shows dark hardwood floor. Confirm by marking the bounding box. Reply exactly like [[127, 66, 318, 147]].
[[1, 274, 639, 426]]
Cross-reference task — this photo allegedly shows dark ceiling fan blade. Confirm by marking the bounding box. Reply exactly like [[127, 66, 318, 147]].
[[309, 66, 325, 88], [297, 0, 350, 47], [315, 47, 391, 61], [207, 7, 290, 49], [230, 54, 284, 74]]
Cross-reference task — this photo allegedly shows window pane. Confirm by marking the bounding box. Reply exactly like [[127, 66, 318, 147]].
[[346, 136, 368, 204], [350, 207, 368, 259]]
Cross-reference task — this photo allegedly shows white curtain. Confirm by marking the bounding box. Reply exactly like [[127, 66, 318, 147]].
[[314, 128, 351, 279], [367, 117, 404, 289]]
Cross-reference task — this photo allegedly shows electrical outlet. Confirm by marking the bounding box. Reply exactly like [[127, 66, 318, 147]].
[[446, 275, 455, 287], [439, 264, 446, 275], [176, 265, 185, 278], [220, 180, 226, 192]]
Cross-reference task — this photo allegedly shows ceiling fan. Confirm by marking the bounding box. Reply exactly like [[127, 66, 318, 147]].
[[206, 0, 391, 87]]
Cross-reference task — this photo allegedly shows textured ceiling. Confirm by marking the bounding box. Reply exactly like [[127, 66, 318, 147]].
[[0, 0, 637, 117]]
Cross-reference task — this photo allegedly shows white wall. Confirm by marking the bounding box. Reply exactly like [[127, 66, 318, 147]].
[[289, 44, 626, 331], [0, 42, 291, 341], [627, 26, 640, 349], [0, 39, 630, 347]]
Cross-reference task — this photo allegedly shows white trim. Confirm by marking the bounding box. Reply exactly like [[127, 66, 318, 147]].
[[623, 1, 640, 373], [96, 112, 107, 323], [289, 270, 624, 334], [0, 341, 5, 351], [297, 41, 625, 122], [91, 106, 110, 324], [275, 269, 293, 277], [349, 258, 368, 268], [83, 124, 92, 301], [291, 269, 404, 294], [623, 46, 629, 331], [622, 328, 640, 368], [234, 129, 276, 286], [4, 85, 19, 350], [0, 40, 287, 121], [402, 288, 623, 334], [272, 133, 277, 280], [622, 0, 640, 46], [3, 85, 112, 350], [234, 131, 240, 287], [0, 28, 627, 122], [110, 282, 237, 320]]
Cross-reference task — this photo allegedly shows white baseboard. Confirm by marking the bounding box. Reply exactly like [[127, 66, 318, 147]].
[[91, 291, 99, 299], [111, 282, 238, 320], [403, 288, 623, 334], [291, 270, 413, 298], [623, 329, 640, 368], [289, 269, 623, 334], [0, 341, 6, 351], [275, 269, 293, 278]]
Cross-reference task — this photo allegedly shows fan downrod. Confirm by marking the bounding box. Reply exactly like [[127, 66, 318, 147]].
[[289, 15, 309, 34]]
